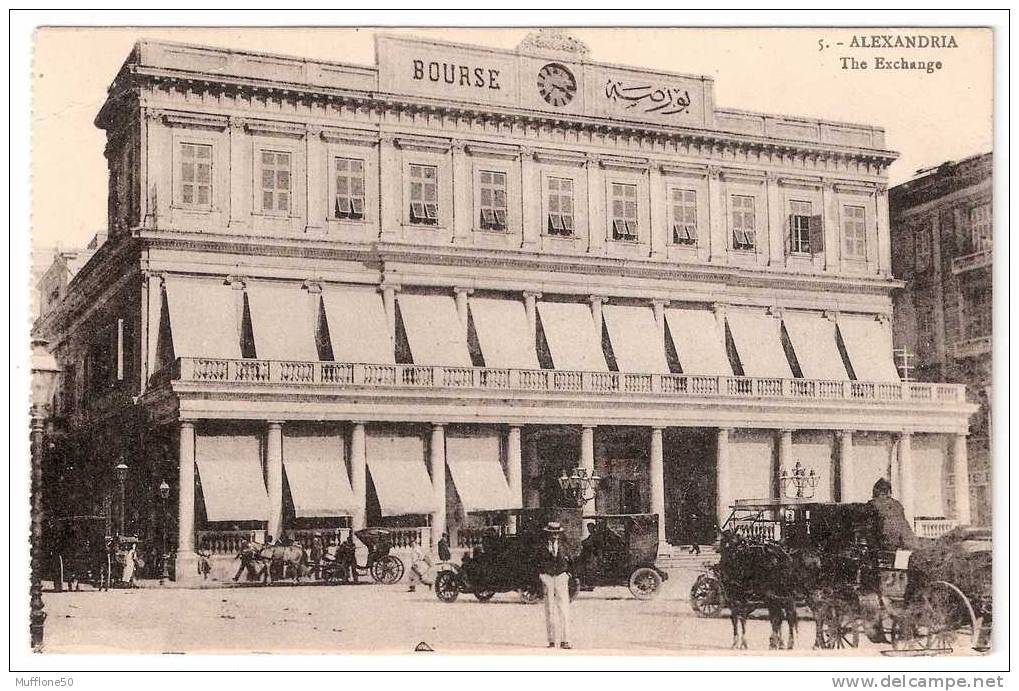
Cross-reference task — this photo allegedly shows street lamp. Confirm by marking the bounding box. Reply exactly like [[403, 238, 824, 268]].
[[780, 461, 818, 499], [158, 479, 170, 582], [557, 466, 603, 508], [114, 461, 129, 536], [30, 338, 62, 650]]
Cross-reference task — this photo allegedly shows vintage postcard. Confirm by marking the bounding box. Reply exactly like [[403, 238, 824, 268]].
[[16, 18, 1000, 677]]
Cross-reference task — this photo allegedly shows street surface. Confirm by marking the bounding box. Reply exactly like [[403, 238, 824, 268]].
[[40, 568, 896, 656]]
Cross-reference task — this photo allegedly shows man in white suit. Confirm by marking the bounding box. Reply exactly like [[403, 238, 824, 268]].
[[536, 521, 572, 649]]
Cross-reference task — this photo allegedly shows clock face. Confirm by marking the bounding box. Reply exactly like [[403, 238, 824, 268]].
[[537, 63, 577, 107]]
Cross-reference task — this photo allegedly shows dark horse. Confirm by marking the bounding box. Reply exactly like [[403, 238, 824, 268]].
[[718, 529, 819, 649]]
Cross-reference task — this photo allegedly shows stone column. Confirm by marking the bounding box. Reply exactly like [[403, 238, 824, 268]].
[[650, 427, 666, 545], [589, 296, 606, 338], [523, 291, 541, 348], [140, 271, 163, 393], [822, 180, 839, 272], [707, 166, 727, 264], [380, 283, 400, 352], [581, 425, 596, 515], [838, 429, 854, 503], [378, 134, 400, 241], [777, 429, 793, 499], [897, 432, 915, 524], [648, 164, 666, 258], [520, 148, 540, 250], [716, 428, 731, 529], [452, 141, 472, 244], [875, 185, 891, 276], [953, 433, 971, 525], [175, 421, 197, 581], [228, 118, 249, 231], [266, 422, 284, 542], [586, 155, 604, 255], [350, 422, 367, 531], [304, 125, 325, 234], [430, 424, 447, 553], [766, 173, 786, 268], [507, 426, 523, 531]]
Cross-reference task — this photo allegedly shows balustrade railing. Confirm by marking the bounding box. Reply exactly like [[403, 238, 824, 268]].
[[197, 529, 255, 556], [733, 520, 781, 542], [171, 358, 966, 405], [914, 517, 958, 540], [457, 526, 509, 549]]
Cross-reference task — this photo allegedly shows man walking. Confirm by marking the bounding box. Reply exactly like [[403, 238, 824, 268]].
[[536, 521, 572, 650]]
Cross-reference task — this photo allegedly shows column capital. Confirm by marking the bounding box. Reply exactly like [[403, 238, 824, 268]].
[[452, 286, 475, 296], [588, 294, 609, 305], [522, 290, 543, 300], [650, 426, 665, 434], [225, 275, 247, 290], [266, 421, 284, 429], [838, 428, 855, 438], [650, 298, 670, 308], [379, 282, 402, 294], [302, 278, 323, 295], [431, 422, 447, 430], [898, 430, 913, 440], [179, 419, 196, 429]]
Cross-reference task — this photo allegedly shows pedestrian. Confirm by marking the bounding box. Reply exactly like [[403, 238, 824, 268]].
[[536, 521, 572, 650], [310, 533, 324, 580], [437, 532, 451, 563], [408, 544, 431, 592]]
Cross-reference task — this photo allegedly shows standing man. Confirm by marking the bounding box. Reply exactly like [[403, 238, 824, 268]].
[[536, 522, 572, 650]]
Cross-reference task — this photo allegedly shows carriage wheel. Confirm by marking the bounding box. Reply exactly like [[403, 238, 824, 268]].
[[518, 583, 542, 604], [817, 604, 860, 649], [474, 588, 496, 602], [690, 574, 723, 618], [434, 571, 460, 603], [912, 581, 975, 652], [371, 556, 404, 585], [628, 567, 663, 600]]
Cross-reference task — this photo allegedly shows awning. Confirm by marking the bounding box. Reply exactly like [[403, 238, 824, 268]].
[[837, 316, 900, 382], [365, 434, 434, 517], [468, 298, 539, 369], [663, 308, 732, 376], [602, 305, 669, 373], [536, 301, 608, 371], [396, 293, 472, 367], [782, 312, 850, 381], [194, 433, 267, 522], [244, 281, 318, 361], [725, 310, 793, 378], [446, 434, 519, 512], [320, 285, 394, 364], [282, 432, 356, 517], [163, 276, 239, 359]]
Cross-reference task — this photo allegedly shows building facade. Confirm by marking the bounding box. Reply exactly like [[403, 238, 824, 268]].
[[890, 153, 992, 526], [35, 32, 976, 581]]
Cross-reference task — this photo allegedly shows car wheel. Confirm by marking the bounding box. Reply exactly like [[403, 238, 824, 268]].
[[434, 571, 460, 603], [519, 584, 541, 604], [628, 567, 663, 600]]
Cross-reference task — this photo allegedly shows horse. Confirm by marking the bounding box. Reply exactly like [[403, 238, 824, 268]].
[[248, 542, 310, 584], [718, 529, 805, 649]]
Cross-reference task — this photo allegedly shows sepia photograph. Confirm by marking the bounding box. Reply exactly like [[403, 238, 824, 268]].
[[10, 11, 1005, 683]]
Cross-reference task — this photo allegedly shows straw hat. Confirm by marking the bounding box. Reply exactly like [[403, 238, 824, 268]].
[[543, 521, 564, 534]]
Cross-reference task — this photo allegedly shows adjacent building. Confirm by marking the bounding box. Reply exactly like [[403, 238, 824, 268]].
[[35, 31, 976, 581], [890, 153, 992, 526]]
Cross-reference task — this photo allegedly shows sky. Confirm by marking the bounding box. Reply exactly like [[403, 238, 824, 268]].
[[31, 26, 993, 252]]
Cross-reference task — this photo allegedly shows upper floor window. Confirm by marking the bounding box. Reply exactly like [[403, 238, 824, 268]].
[[788, 200, 814, 254], [964, 286, 992, 339], [610, 183, 638, 241], [180, 143, 212, 209], [260, 151, 291, 214], [916, 302, 936, 352], [670, 189, 697, 245], [334, 157, 365, 220], [969, 203, 992, 252], [409, 164, 438, 225], [842, 205, 867, 259], [547, 177, 575, 237], [730, 195, 756, 251], [914, 223, 933, 272], [478, 170, 508, 231]]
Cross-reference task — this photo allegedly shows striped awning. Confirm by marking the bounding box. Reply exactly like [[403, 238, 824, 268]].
[[194, 433, 267, 522], [162, 276, 239, 359]]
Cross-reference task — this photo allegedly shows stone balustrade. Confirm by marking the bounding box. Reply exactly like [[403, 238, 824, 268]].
[[914, 517, 959, 540], [173, 358, 967, 404]]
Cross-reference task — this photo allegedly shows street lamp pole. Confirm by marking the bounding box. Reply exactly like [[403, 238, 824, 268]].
[[114, 461, 129, 536], [30, 339, 61, 650], [158, 479, 170, 582]]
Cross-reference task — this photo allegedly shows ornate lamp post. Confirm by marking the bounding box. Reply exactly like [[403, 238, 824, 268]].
[[114, 461, 129, 536], [158, 479, 170, 582], [780, 461, 818, 499], [30, 338, 61, 650], [557, 466, 603, 508]]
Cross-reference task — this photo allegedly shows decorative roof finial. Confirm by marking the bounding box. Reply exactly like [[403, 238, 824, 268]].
[[517, 29, 590, 58]]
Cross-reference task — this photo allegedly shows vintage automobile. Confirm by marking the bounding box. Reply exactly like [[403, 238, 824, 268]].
[[434, 508, 582, 603], [573, 513, 669, 599]]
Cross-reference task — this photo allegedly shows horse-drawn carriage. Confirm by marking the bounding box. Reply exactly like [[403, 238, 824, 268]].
[[689, 498, 992, 653], [318, 528, 405, 585], [434, 508, 667, 603]]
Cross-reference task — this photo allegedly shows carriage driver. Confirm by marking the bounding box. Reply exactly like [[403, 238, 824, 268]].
[[868, 478, 919, 551]]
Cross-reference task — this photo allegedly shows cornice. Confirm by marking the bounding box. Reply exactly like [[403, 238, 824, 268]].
[[320, 126, 379, 146], [464, 143, 521, 160], [393, 136, 452, 154], [244, 119, 307, 139], [158, 110, 228, 131], [128, 66, 897, 168], [531, 148, 588, 167]]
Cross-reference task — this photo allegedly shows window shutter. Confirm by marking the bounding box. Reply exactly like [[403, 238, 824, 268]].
[[809, 214, 824, 253]]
